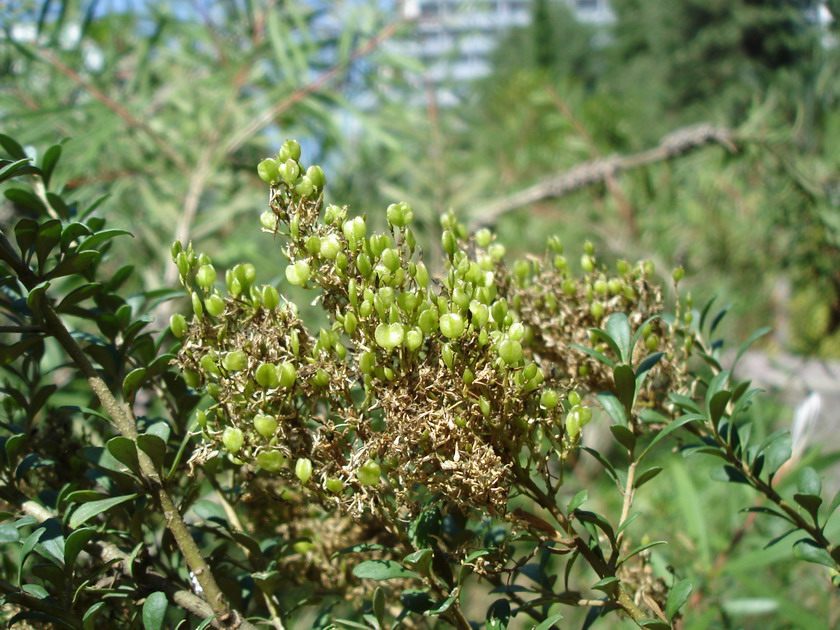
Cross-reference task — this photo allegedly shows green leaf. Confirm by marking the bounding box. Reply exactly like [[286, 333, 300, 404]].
[[5, 187, 48, 216], [68, 494, 138, 529], [665, 578, 692, 619], [567, 490, 588, 514], [634, 466, 663, 489], [605, 312, 632, 362], [708, 390, 731, 427], [0, 133, 28, 160], [78, 229, 132, 252], [82, 601, 107, 630], [638, 414, 704, 462], [620, 540, 667, 565], [18, 528, 44, 584], [40, 144, 62, 188], [0, 158, 37, 184], [792, 539, 836, 568], [400, 588, 434, 613], [794, 493, 823, 524], [704, 370, 730, 409], [142, 591, 168, 630], [763, 432, 792, 481], [798, 466, 821, 497], [533, 613, 564, 630], [106, 437, 141, 476], [14, 217, 39, 257], [26, 281, 51, 314], [64, 527, 96, 570], [569, 343, 615, 368], [591, 576, 619, 593], [732, 326, 772, 371], [598, 393, 627, 426], [137, 434, 166, 472], [582, 446, 620, 485], [0, 522, 20, 543], [35, 219, 62, 270], [372, 587, 386, 626], [403, 548, 433, 573], [352, 560, 419, 581], [0, 337, 44, 366], [122, 367, 147, 401], [613, 363, 636, 416], [610, 424, 636, 452], [639, 620, 671, 630], [56, 283, 102, 312], [36, 518, 65, 567]]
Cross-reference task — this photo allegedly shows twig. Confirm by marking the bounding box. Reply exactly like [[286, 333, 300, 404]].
[[470, 123, 738, 231]]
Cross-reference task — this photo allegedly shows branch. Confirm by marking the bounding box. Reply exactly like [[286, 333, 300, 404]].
[[470, 123, 738, 230], [223, 20, 401, 155]]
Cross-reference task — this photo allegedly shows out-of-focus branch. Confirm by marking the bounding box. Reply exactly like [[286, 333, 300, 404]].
[[470, 123, 738, 231], [223, 21, 402, 155]]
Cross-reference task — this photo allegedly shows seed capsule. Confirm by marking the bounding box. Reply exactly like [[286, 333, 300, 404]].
[[325, 478, 344, 493], [540, 389, 559, 409], [222, 427, 244, 454], [170, 314, 187, 338], [278, 362, 297, 388], [253, 414, 278, 437], [285, 261, 311, 286], [257, 450, 285, 471], [196, 264, 216, 288], [357, 459, 381, 486], [223, 350, 247, 371], [205, 294, 225, 317], [497, 338, 523, 365], [295, 458, 313, 483], [255, 363, 280, 388], [262, 285, 280, 310], [257, 158, 280, 183], [439, 313, 466, 339]]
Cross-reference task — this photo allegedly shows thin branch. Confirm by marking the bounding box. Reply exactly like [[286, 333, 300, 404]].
[[470, 123, 738, 231], [223, 21, 402, 155], [35, 50, 188, 172], [0, 325, 43, 333]]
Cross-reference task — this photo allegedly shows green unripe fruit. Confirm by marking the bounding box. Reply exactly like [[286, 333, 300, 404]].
[[441, 343, 454, 369], [617, 260, 630, 275], [594, 279, 608, 295], [253, 414, 278, 438], [200, 354, 221, 377], [262, 285, 280, 310], [320, 235, 341, 260], [581, 254, 595, 274], [415, 261, 430, 287], [541, 389, 559, 409], [257, 158, 280, 183], [196, 264, 216, 288], [513, 259, 530, 282], [295, 458, 313, 483], [223, 350, 248, 372], [440, 313, 466, 339], [491, 299, 508, 323], [325, 478, 344, 494], [386, 201, 414, 227], [359, 300, 373, 317], [375, 323, 405, 350], [171, 241, 183, 258], [479, 396, 491, 417], [497, 338, 523, 365], [307, 165, 326, 188], [255, 363, 280, 388], [344, 311, 358, 335], [566, 411, 581, 440], [406, 327, 424, 351], [462, 368, 475, 385], [381, 248, 401, 272], [261, 211, 278, 231], [578, 364, 590, 377], [608, 279, 623, 295], [318, 327, 333, 351], [523, 362, 538, 382], [469, 301, 489, 327], [279, 158, 300, 185], [488, 243, 506, 260], [312, 368, 330, 388], [475, 228, 493, 247], [684, 311, 694, 324], [356, 252, 372, 277], [305, 235, 322, 255], [418, 308, 438, 334], [279, 139, 301, 161], [584, 240, 595, 256], [205, 294, 225, 317], [441, 230, 457, 257], [170, 313, 188, 338], [357, 459, 382, 486], [590, 302, 605, 320], [673, 266, 685, 283], [576, 405, 593, 426], [642, 260, 655, 276], [554, 255, 568, 272], [195, 409, 207, 428], [508, 322, 525, 341], [292, 541, 315, 554], [568, 391, 581, 406], [397, 291, 419, 313], [183, 369, 200, 388], [295, 176, 314, 197], [278, 362, 297, 388], [176, 252, 190, 277], [257, 450, 285, 472], [324, 204, 344, 225], [285, 260, 311, 286], [222, 427, 244, 454], [645, 334, 659, 352], [561, 278, 576, 296], [451, 286, 470, 311], [359, 351, 375, 375]]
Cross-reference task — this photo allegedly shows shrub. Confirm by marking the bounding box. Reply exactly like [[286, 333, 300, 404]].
[[0, 134, 837, 629]]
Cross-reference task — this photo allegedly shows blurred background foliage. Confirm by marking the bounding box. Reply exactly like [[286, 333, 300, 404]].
[[3, 0, 840, 627]]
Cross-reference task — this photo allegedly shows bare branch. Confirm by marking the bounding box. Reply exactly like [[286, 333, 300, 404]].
[[470, 123, 738, 230]]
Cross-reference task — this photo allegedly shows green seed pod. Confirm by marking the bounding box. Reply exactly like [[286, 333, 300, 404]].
[[289, 329, 300, 356], [508, 322, 525, 341], [359, 351, 375, 375], [318, 327, 333, 351], [320, 235, 341, 260], [645, 334, 659, 352], [547, 235, 563, 254], [479, 396, 491, 417], [171, 241, 183, 259], [335, 252, 348, 272], [513, 259, 530, 283], [176, 252, 190, 278], [607, 279, 622, 295], [223, 350, 248, 372], [684, 311, 694, 324], [414, 261, 430, 287], [324, 204, 343, 225], [561, 278, 576, 296], [418, 308, 438, 334], [278, 362, 297, 388], [307, 165, 326, 188], [386, 202, 414, 228], [183, 369, 200, 388], [305, 235, 321, 256], [566, 411, 581, 440], [260, 212, 278, 231], [488, 243, 506, 260], [190, 293, 204, 318], [279, 139, 301, 161], [205, 294, 225, 317], [439, 313, 466, 339], [343, 311, 358, 335], [257, 450, 285, 472], [356, 252, 372, 277], [405, 228, 416, 251], [196, 264, 216, 289], [170, 313, 188, 339], [312, 368, 330, 388], [295, 458, 313, 483], [594, 279, 608, 295], [497, 338, 523, 365], [540, 389, 559, 409], [222, 427, 244, 454], [347, 278, 358, 307], [642, 260, 655, 276], [285, 261, 311, 286], [359, 299, 373, 317], [279, 158, 300, 185], [236, 263, 256, 288], [397, 291, 418, 313], [325, 477, 344, 494], [253, 414, 278, 437], [475, 228, 493, 248], [491, 299, 508, 323], [406, 327, 423, 351], [335, 343, 347, 359], [623, 285, 636, 301], [584, 240, 595, 255], [554, 255, 568, 272], [374, 323, 404, 350], [352, 216, 367, 240], [295, 176, 314, 197], [590, 302, 605, 320], [581, 254, 595, 274], [523, 362, 538, 382], [290, 215, 300, 239], [255, 363, 280, 388], [262, 285, 280, 310], [441, 230, 457, 257], [357, 459, 381, 486], [462, 367, 475, 385], [381, 248, 401, 272], [576, 405, 593, 426], [469, 301, 489, 327], [195, 409, 207, 427], [441, 343, 454, 369], [568, 391, 581, 406], [257, 158, 280, 183], [478, 328, 489, 346]]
